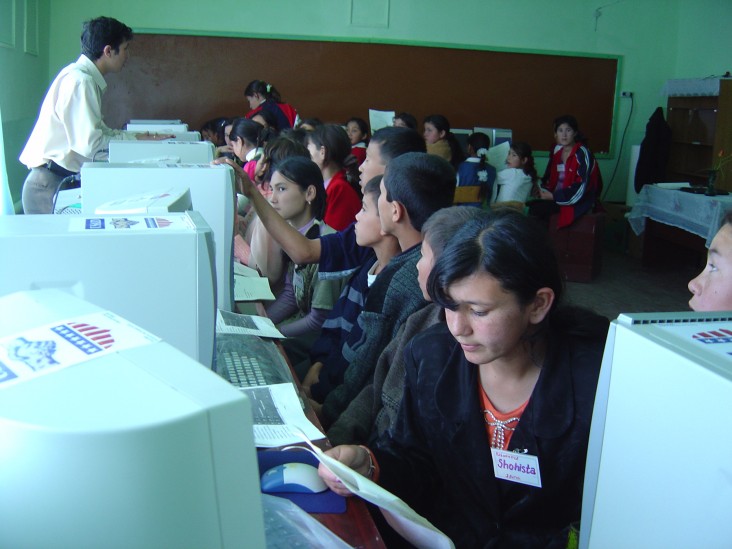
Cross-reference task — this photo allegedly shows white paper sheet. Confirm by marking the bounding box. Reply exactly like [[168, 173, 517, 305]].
[[233, 262, 260, 277], [488, 142, 511, 171], [234, 274, 275, 301], [239, 383, 325, 447], [297, 436, 455, 549], [216, 310, 285, 339], [369, 109, 396, 132]]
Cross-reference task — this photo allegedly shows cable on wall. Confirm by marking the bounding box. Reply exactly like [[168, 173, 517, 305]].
[[601, 94, 633, 201]]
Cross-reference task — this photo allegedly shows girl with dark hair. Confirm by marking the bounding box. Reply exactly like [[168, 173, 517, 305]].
[[345, 117, 369, 165], [306, 124, 362, 231], [264, 157, 344, 343], [243, 79, 298, 131], [229, 117, 265, 181], [456, 132, 497, 206], [297, 117, 323, 132], [535, 114, 602, 228], [492, 141, 538, 204], [320, 209, 609, 548], [250, 108, 279, 134], [393, 112, 417, 130], [423, 114, 465, 170]]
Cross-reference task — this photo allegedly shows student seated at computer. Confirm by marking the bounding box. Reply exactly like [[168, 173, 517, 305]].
[[300, 175, 400, 389], [319, 209, 609, 548], [327, 205, 486, 446], [233, 135, 310, 290], [262, 157, 344, 350], [304, 152, 456, 427], [306, 124, 362, 231], [215, 131, 438, 423], [228, 126, 424, 273], [689, 210, 732, 311], [229, 117, 267, 182]]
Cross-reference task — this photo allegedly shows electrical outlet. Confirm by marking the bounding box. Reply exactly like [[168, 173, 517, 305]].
[[621, 91, 633, 98]]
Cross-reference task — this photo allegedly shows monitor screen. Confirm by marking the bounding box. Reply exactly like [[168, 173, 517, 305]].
[[0, 211, 216, 367], [0, 289, 265, 548]]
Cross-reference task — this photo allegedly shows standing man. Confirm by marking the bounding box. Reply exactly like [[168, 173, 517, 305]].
[[19, 16, 163, 214]]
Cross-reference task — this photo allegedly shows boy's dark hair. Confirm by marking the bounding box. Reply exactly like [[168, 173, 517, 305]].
[[363, 175, 383, 203], [81, 17, 133, 60], [383, 152, 456, 232], [371, 127, 426, 163], [422, 206, 488, 258]]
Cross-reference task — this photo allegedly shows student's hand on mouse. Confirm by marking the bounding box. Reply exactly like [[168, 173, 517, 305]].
[[213, 158, 257, 198], [319, 445, 371, 497]]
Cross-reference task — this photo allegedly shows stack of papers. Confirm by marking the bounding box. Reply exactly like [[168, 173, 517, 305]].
[[233, 262, 275, 301]]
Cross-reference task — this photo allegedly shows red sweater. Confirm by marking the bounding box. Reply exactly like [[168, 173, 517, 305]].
[[324, 170, 361, 231]]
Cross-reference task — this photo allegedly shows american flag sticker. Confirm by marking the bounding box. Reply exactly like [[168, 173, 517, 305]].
[[51, 322, 116, 355], [0, 311, 160, 389], [144, 217, 173, 228], [692, 328, 732, 344]]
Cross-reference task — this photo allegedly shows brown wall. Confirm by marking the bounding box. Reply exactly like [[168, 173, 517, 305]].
[[103, 34, 618, 153]]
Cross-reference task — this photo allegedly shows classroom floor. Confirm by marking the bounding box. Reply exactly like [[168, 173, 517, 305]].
[[564, 248, 699, 321]]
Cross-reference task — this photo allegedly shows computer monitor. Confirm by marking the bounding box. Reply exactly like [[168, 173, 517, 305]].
[[580, 311, 732, 548], [108, 140, 215, 163], [0, 211, 216, 367], [93, 187, 192, 215], [0, 289, 265, 548], [80, 162, 236, 312], [126, 121, 189, 133]]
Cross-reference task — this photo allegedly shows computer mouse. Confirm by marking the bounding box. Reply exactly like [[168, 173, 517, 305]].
[[260, 462, 328, 494]]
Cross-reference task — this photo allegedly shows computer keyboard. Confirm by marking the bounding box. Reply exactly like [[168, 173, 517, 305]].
[[214, 333, 294, 389], [220, 347, 268, 387]]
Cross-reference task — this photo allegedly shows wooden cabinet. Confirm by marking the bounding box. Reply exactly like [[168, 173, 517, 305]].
[[667, 79, 732, 190]]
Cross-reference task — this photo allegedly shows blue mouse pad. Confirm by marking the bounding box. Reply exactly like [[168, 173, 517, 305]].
[[257, 449, 347, 514]]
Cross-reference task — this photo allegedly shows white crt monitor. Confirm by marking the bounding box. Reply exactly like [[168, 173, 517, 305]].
[[80, 162, 236, 311], [0, 289, 265, 549], [580, 311, 732, 548], [108, 140, 215, 163], [126, 121, 189, 133], [0, 212, 216, 367]]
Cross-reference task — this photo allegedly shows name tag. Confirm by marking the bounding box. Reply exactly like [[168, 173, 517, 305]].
[[557, 164, 565, 173], [491, 448, 542, 488]]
